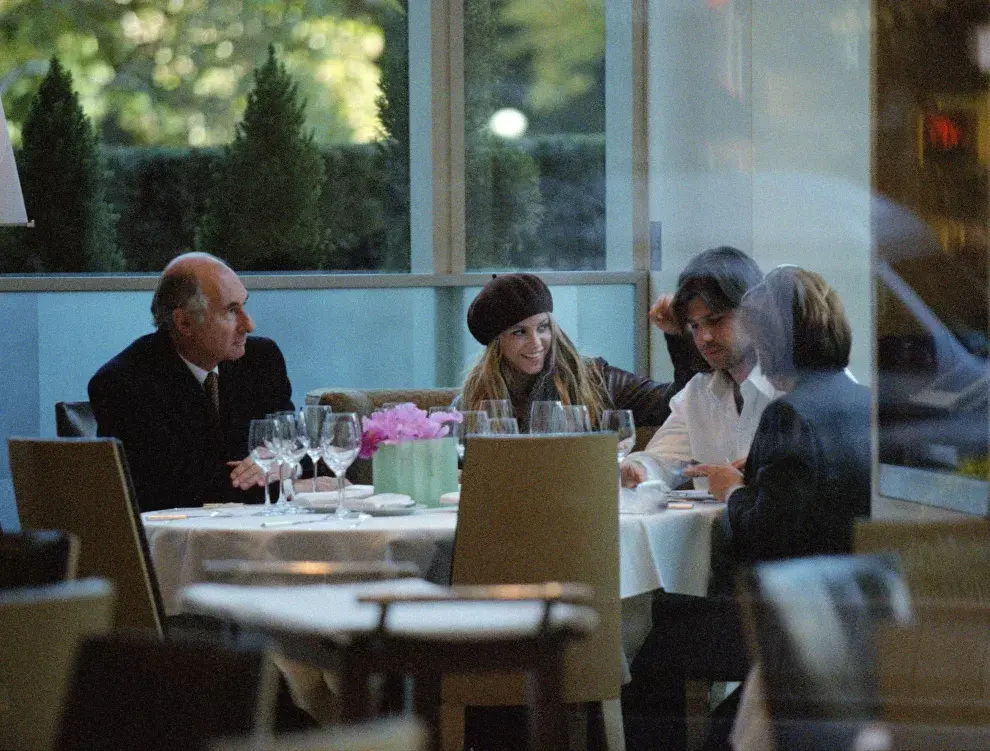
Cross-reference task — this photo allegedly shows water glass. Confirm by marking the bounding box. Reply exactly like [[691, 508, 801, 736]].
[[320, 412, 362, 519], [247, 418, 279, 515], [601, 409, 636, 462], [489, 417, 520, 435], [559, 404, 591, 433], [480, 400, 514, 419], [454, 410, 491, 460], [529, 400, 563, 434], [299, 405, 332, 491]]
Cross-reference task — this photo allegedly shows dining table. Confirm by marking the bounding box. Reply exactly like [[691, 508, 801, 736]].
[[143, 490, 724, 665]]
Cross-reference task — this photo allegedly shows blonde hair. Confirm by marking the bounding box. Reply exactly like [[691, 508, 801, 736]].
[[461, 316, 608, 426]]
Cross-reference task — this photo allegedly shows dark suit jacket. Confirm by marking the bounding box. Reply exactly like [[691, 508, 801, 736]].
[[714, 370, 872, 591], [88, 331, 293, 512]]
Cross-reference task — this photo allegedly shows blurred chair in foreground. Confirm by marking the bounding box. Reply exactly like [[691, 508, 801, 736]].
[[0, 528, 79, 588], [855, 518, 990, 726], [448, 433, 622, 750], [0, 578, 115, 751], [8, 437, 165, 634], [738, 553, 913, 751], [212, 717, 428, 751], [56, 631, 279, 751], [54, 401, 97, 438]]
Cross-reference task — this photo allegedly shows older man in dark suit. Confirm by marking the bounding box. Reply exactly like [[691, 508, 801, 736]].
[[89, 252, 293, 512]]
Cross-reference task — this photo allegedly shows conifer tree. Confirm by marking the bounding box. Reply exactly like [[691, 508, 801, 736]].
[[18, 57, 122, 272], [198, 45, 325, 270]]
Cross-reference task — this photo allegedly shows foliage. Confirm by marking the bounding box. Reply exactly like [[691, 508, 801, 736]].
[[375, 0, 411, 271], [196, 45, 326, 270], [14, 57, 122, 272], [0, 0, 385, 148], [463, 0, 543, 269]]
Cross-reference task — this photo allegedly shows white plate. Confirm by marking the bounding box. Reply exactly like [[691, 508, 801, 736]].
[[363, 503, 426, 517], [439, 491, 460, 506]]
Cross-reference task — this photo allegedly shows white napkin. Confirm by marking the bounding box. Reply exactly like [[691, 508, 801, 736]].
[[294, 485, 374, 507], [344, 493, 414, 512], [439, 491, 460, 505]]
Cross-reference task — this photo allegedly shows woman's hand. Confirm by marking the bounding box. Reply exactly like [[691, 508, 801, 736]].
[[648, 294, 681, 335], [683, 462, 744, 502]]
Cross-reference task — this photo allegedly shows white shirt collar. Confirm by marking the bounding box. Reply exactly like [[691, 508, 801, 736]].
[[179, 355, 218, 387], [705, 361, 777, 401]]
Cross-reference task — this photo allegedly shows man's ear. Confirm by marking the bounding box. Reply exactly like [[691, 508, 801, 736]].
[[172, 307, 195, 338]]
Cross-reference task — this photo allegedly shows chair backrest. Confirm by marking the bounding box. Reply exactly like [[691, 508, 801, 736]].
[[8, 437, 165, 635], [739, 553, 913, 751], [57, 632, 279, 751], [0, 529, 79, 588], [855, 519, 990, 725], [448, 433, 621, 706], [54, 401, 97, 438], [0, 578, 115, 751]]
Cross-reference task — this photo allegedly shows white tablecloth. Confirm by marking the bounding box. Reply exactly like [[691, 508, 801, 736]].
[[144, 495, 723, 617]]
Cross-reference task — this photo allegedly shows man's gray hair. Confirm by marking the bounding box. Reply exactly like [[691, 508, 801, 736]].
[[151, 270, 208, 334]]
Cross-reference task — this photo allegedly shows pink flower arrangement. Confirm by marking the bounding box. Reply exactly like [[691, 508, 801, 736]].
[[358, 403, 462, 459]]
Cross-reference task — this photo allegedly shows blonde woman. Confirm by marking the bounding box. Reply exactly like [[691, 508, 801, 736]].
[[456, 273, 681, 432]]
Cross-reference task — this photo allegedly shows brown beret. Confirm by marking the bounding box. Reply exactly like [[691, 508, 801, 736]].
[[467, 273, 554, 345]]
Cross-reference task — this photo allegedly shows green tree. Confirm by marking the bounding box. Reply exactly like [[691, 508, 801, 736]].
[[197, 45, 325, 270], [15, 57, 122, 272]]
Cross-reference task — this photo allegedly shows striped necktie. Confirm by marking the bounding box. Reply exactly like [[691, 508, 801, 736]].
[[204, 371, 220, 417]]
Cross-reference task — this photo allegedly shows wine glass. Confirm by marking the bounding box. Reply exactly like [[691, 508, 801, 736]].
[[299, 405, 332, 491], [267, 411, 301, 513], [601, 409, 636, 463], [480, 399, 513, 419], [454, 410, 491, 460], [529, 400, 563, 434], [320, 412, 362, 519], [247, 418, 279, 515], [489, 417, 520, 435], [559, 404, 591, 433]]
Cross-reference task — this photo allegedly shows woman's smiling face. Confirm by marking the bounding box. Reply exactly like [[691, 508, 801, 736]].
[[498, 313, 553, 375]]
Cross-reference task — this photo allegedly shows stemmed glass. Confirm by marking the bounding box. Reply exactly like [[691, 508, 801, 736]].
[[267, 411, 303, 514], [559, 404, 591, 433], [299, 405, 332, 492], [529, 400, 563, 434], [247, 418, 280, 515], [480, 400, 513, 419], [320, 412, 362, 519], [601, 409, 636, 463], [489, 417, 520, 435], [454, 410, 491, 460]]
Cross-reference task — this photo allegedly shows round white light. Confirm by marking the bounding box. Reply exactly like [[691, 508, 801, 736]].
[[489, 108, 528, 139]]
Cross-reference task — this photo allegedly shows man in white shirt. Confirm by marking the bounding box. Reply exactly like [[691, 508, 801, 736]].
[[621, 246, 776, 488]]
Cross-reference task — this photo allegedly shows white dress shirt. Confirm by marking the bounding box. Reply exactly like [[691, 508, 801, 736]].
[[624, 363, 781, 488]]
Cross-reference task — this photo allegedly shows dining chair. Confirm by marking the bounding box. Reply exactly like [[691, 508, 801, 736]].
[[54, 400, 97, 438], [737, 553, 914, 751], [447, 432, 622, 750], [56, 631, 280, 751], [211, 717, 429, 751], [854, 518, 990, 726], [0, 577, 115, 751], [8, 436, 166, 635], [0, 528, 79, 588]]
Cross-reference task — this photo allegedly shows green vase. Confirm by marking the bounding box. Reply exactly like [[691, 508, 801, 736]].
[[371, 436, 459, 508]]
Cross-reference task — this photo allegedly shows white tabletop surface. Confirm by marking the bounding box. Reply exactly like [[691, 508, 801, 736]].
[[144, 493, 723, 617]]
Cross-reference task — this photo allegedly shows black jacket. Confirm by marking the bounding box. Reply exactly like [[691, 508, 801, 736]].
[[88, 331, 293, 511]]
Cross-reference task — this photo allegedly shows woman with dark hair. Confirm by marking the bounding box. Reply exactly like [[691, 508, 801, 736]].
[[457, 272, 684, 432], [689, 265, 871, 573], [626, 266, 870, 751]]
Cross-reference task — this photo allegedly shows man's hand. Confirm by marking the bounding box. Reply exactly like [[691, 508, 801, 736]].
[[620, 461, 646, 488], [648, 294, 681, 335], [684, 462, 744, 502], [228, 457, 265, 489]]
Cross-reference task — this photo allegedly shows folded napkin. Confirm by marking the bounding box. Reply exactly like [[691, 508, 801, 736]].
[[345, 493, 414, 512], [294, 485, 374, 508], [439, 491, 460, 506]]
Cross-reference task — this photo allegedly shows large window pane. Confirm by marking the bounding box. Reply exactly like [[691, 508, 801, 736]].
[[0, 0, 410, 273], [463, 0, 606, 270]]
